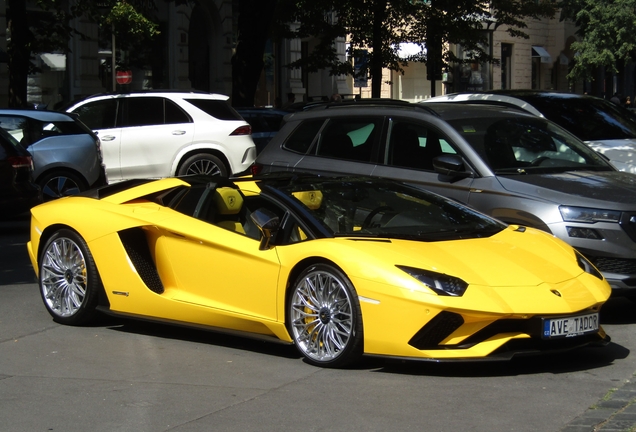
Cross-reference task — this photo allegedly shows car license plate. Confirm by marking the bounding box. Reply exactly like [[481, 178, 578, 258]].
[[542, 313, 599, 339]]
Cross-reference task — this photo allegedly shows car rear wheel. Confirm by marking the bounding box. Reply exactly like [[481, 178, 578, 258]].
[[178, 154, 227, 177], [288, 263, 363, 368], [38, 171, 87, 201], [39, 229, 101, 325]]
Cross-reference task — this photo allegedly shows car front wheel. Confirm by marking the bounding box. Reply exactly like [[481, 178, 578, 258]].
[[288, 263, 363, 368], [39, 229, 101, 325], [38, 171, 87, 201], [178, 154, 227, 177]]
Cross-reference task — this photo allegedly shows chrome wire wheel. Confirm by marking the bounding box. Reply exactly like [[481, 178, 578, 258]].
[[39, 229, 100, 325], [289, 264, 363, 367], [41, 236, 87, 317]]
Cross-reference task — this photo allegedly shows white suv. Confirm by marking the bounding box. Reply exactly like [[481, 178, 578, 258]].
[[65, 91, 256, 182]]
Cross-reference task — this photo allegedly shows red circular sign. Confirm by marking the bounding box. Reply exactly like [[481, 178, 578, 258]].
[[116, 70, 132, 85]]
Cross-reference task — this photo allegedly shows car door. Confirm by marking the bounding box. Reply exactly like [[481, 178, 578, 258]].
[[119, 97, 194, 180], [292, 116, 383, 177], [69, 98, 123, 181], [371, 118, 473, 204], [155, 186, 281, 326]]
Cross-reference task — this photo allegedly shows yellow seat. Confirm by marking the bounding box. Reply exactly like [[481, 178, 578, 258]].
[[292, 190, 323, 210], [213, 187, 245, 234]]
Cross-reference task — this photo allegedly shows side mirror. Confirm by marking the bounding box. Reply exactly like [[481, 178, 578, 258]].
[[250, 208, 280, 250], [432, 154, 473, 180]]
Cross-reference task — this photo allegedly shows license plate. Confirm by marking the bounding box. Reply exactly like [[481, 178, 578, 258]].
[[542, 313, 599, 339]]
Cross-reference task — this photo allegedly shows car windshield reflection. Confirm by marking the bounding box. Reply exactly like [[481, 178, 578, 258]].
[[280, 179, 506, 240], [445, 116, 613, 174]]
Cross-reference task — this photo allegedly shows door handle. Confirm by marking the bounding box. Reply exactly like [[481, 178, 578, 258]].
[[101, 135, 116, 141], [172, 130, 186, 135]]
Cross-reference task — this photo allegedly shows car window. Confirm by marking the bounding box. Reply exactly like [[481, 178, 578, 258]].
[[386, 120, 458, 170], [314, 117, 380, 162], [520, 95, 636, 141], [164, 99, 191, 124], [446, 116, 612, 173], [72, 99, 118, 130], [184, 99, 244, 121], [124, 97, 165, 127], [283, 119, 325, 154]]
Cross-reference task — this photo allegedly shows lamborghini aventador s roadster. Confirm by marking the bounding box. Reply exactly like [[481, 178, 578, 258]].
[[27, 173, 611, 367]]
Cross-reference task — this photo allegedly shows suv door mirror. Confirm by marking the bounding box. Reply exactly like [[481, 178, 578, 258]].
[[432, 154, 473, 179]]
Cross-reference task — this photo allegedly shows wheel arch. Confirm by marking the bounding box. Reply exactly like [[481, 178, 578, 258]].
[[37, 224, 110, 309], [35, 167, 89, 189], [174, 148, 229, 175]]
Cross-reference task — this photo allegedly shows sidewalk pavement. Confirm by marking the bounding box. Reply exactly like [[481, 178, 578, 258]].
[[561, 378, 636, 431]]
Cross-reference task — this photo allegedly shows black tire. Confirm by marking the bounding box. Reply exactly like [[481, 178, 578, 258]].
[[38, 171, 87, 201], [287, 263, 363, 368], [177, 154, 227, 177], [39, 229, 102, 325]]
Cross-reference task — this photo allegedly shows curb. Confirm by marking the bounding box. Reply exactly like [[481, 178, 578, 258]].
[[560, 379, 636, 431]]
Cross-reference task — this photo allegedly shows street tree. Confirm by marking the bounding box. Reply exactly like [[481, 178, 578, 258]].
[[560, 0, 636, 83], [6, 0, 159, 108], [274, 0, 557, 98]]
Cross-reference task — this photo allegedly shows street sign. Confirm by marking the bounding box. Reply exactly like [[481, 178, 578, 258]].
[[116, 70, 132, 85]]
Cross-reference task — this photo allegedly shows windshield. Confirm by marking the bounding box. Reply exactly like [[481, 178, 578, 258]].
[[446, 116, 613, 174], [520, 95, 636, 141], [279, 178, 505, 241]]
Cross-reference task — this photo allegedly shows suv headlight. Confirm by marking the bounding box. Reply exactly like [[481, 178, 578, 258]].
[[397, 266, 468, 296], [559, 206, 621, 223], [575, 251, 603, 280]]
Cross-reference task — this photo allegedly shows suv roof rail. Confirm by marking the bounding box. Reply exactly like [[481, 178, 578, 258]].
[[301, 98, 440, 116]]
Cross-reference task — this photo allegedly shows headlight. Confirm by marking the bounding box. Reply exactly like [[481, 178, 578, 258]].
[[396, 265, 468, 296], [559, 206, 620, 223], [575, 251, 603, 280]]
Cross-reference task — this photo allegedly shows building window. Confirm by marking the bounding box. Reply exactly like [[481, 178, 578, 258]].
[[501, 44, 512, 89]]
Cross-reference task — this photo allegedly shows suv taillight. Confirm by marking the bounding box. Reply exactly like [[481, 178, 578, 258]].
[[230, 125, 252, 136], [8, 155, 33, 169]]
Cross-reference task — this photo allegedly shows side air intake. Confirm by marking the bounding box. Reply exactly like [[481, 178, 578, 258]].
[[118, 228, 164, 294]]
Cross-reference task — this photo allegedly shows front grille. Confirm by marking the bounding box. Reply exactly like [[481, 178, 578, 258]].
[[408, 311, 464, 349], [489, 333, 609, 359], [619, 212, 636, 242], [589, 256, 636, 275]]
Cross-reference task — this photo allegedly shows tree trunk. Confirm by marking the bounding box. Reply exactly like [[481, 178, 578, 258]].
[[7, 0, 30, 107], [231, 0, 278, 107], [370, 0, 388, 98]]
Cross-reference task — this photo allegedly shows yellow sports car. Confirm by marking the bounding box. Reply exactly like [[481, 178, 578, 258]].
[[27, 173, 611, 367]]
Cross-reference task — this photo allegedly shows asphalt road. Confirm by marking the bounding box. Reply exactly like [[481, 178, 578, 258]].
[[2, 213, 636, 432]]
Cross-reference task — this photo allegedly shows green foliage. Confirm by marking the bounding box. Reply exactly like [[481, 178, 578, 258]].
[[273, 0, 557, 94], [104, 1, 161, 51], [561, 0, 636, 81]]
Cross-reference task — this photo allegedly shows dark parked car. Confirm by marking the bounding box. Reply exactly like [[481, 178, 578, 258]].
[[0, 110, 106, 201], [0, 128, 42, 217], [255, 99, 636, 295], [236, 108, 288, 154]]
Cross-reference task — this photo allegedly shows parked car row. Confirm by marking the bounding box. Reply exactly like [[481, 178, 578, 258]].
[[255, 98, 636, 296], [14, 89, 636, 367]]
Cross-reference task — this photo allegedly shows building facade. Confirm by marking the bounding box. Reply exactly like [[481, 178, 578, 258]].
[[0, 2, 616, 109]]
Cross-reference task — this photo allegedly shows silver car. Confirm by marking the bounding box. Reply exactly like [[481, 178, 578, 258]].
[[0, 110, 107, 200], [255, 100, 636, 295]]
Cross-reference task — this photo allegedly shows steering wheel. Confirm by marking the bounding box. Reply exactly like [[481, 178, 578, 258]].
[[362, 206, 393, 229], [530, 156, 550, 166]]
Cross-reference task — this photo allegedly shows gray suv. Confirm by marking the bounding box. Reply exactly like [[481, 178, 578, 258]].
[[0, 110, 106, 201], [255, 100, 636, 295]]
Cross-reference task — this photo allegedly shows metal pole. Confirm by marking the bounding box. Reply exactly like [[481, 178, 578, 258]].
[[112, 24, 116, 91]]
